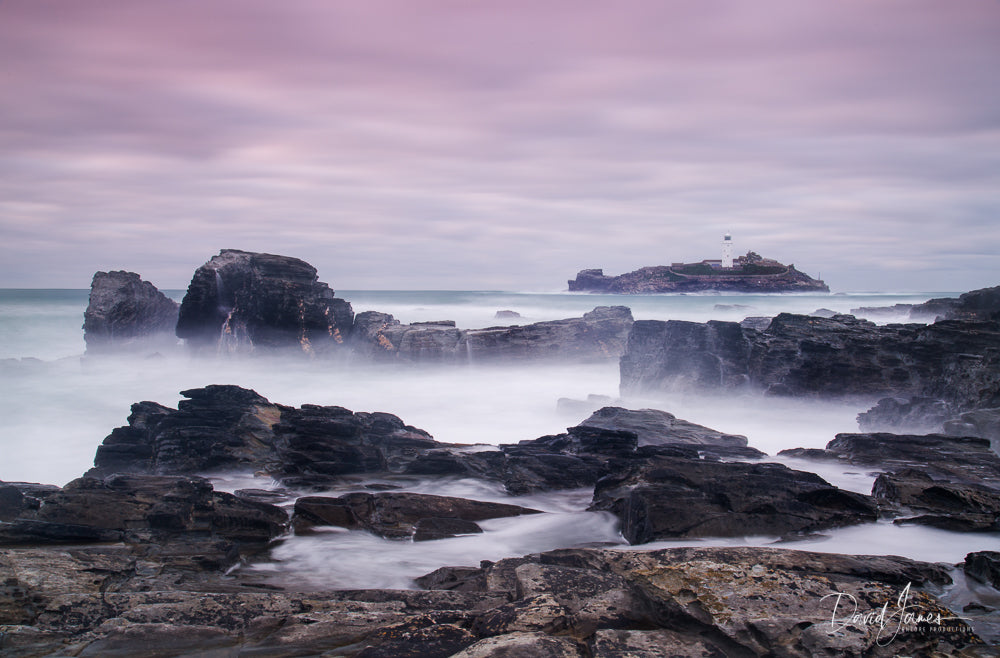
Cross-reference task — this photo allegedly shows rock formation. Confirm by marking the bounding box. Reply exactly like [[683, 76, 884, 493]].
[[780, 432, 1000, 532], [175, 249, 354, 355], [568, 254, 829, 293], [620, 312, 1000, 413], [82, 271, 179, 354], [353, 306, 634, 364], [3, 389, 998, 654], [0, 541, 981, 656]]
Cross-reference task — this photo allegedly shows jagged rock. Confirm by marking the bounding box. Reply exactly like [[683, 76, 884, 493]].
[[589, 457, 876, 543], [175, 249, 354, 355], [873, 469, 1000, 531], [621, 310, 1000, 411], [945, 408, 1000, 446], [781, 432, 1000, 532], [0, 474, 287, 560], [290, 492, 539, 539], [82, 271, 179, 354], [88, 385, 442, 489], [965, 551, 1000, 589]]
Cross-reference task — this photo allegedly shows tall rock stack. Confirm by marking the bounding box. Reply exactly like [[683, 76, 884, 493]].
[[175, 249, 354, 355], [83, 271, 179, 354]]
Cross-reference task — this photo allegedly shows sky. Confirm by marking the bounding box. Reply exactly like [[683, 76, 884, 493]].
[[1, 0, 998, 293]]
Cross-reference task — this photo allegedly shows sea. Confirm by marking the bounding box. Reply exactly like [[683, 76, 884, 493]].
[[2, 288, 998, 602]]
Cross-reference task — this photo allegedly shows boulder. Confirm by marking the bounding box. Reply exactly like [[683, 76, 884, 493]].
[[291, 492, 540, 539], [576, 406, 750, 449], [175, 249, 354, 355], [83, 271, 179, 354], [964, 551, 1000, 590], [589, 457, 877, 543]]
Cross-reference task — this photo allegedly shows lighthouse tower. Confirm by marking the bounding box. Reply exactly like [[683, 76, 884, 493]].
[[722, 233, 734, 269]]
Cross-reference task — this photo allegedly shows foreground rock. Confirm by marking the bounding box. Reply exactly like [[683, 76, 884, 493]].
[[82, 271, 179, 354], [175, 249, 355, 355], [0, 474, 287, 569], [353, 306, 634, 364], [589, 456, 877, 543], [0, 545, 983, 656], [781, 432, 1000, 532], [620, 310, 1000, 414]]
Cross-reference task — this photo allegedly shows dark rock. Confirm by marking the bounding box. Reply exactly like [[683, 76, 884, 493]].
[[781, 432, 1000, 532], [811, 307, 838, 318], [873, 469, 1000, 531], [494, 310, 521, 319], [621, 310, 1000, 411], [175, 249, 354, 355], [0, 474, 287, 549], [291, 492, 539, 539], [88, 385, 445, 490], [413, 517, 484, 541], [965, 551, 1000, 589], [589, 457, 877, 543], [576, 406, 751, 449], [945, 407, 1000, 447], [83, 271, 179, 354]]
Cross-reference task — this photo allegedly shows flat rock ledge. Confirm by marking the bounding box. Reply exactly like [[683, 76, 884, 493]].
[[0, 545, 986, 657]]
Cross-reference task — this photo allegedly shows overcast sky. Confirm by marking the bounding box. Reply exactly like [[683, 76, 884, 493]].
[[2, 1, 998, 292]]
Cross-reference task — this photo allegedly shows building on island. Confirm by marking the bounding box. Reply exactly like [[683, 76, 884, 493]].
[[722, 233, 734, 269]]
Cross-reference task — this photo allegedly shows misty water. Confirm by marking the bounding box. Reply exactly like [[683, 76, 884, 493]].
[[2, 288, 997, 592]]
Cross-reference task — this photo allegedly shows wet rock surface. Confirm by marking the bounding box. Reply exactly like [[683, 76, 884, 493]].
[[589, 456, 877, 543], [82, 271, 179, 354], [3, 386, 1000, 654], [780, 432, 1000, 532], [620, 310, 1000, 415], [175, 249, 355, 355], [0, 544, 983, 657]]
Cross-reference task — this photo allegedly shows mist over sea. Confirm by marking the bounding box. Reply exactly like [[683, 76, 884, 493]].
[[3, 287, 997, 591]]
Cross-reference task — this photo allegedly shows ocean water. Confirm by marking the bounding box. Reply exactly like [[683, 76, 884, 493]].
[[3, 287, 997, 592]]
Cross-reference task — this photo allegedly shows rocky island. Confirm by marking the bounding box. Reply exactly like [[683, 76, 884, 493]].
[[569, 249, 829, 294]]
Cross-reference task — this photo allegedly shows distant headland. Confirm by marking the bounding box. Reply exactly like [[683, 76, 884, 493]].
[[568, 234, 829, 294]]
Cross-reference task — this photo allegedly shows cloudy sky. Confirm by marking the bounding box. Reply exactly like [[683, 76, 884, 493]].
[[2, 1, 998, 292]]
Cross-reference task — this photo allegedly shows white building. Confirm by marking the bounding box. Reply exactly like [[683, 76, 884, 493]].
[[722, 233, 733, 268]]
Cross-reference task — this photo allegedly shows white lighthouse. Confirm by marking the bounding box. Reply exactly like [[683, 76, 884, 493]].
[[722, 233, 733, 269]]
